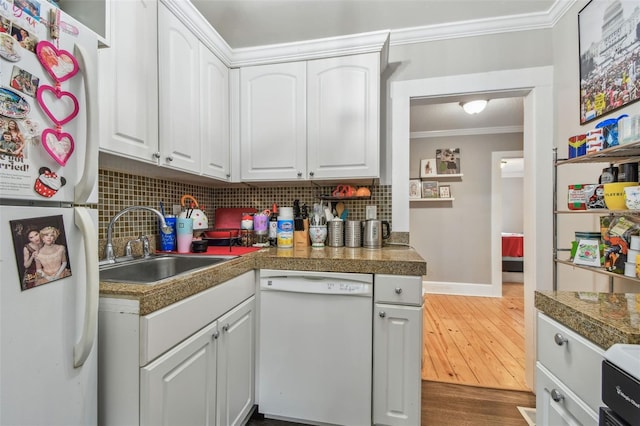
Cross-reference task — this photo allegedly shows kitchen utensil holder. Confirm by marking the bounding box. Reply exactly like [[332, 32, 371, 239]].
[[345, 220, 362, 247], [327, 221, 344, 247]]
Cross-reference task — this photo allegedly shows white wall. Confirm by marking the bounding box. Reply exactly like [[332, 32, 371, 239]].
[[409, 133, 523, 284], [552, 2, 640, 293], [502, 176, 524, 233]]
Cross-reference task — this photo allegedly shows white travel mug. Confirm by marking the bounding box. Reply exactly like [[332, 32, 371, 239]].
[[176, 217, 193, 253]]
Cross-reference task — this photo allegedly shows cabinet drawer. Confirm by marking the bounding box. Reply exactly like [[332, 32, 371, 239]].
[[140, 271, 255, 366], [374, 274, 422, 305], [537, 313, 604, 411], [536, 363, 598, 426]]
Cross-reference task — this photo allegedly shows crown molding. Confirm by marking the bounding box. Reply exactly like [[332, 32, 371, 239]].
[[229, 30, 391, 67], [411, 125, 524, 139], [390, 0, 576, 45], [160, 0, 234, 66]]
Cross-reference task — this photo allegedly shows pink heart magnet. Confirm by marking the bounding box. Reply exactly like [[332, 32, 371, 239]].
[[41, 129, 75, 166], [37, 85, 79, 127], [36, 41, 79, 83]]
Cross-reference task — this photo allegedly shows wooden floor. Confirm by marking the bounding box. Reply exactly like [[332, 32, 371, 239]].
[[422, 283, 529, 392], [422, 381, 535, 425]]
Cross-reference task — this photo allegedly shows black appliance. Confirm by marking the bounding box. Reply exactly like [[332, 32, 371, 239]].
[[599, 345, 640, 426]]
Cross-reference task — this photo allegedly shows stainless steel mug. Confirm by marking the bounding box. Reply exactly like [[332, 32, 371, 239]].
[[362, 220, 390, 248]]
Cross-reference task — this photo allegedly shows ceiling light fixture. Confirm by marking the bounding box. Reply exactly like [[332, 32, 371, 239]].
[[460, 100, 488, 115]]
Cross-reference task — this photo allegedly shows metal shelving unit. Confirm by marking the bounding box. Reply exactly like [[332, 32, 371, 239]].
[[553, 142, 640, 291]]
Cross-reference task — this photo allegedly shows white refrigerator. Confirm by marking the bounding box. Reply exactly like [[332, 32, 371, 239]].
[[0, 2, 99, 425]]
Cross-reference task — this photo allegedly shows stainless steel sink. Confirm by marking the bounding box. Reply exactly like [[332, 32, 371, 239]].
[[99, 254, 237, 284]]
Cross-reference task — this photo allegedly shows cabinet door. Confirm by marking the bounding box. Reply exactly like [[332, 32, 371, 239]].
[[217, 297, 255, 426], [158, 4, 201, 173], [98, 0, 159, 163], [307, 53, 380, 179], [373, 303, 422, 426], [200, 44, 230, 180], [240, 62, 307, 181], [536, 364, 598, 426], [140, 320, 219, 426]]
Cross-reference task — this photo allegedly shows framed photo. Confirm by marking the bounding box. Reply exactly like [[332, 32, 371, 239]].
[[573, 239, 601, 267], [436, 148, 461, 174], [409, 179, 421, 199], [439, 185, 451, 199], [579, 0, 640, 124], [420, 158, 437, 177], [421, 181, 438, 198], [9, 215, 72, 291]]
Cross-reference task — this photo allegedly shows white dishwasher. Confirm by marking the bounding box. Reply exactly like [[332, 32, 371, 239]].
[[258, 269, 373, 426]]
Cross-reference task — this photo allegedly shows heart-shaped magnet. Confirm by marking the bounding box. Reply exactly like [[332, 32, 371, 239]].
[[36, 41, 79, 83], [37, 85, 79, 127], [41, 128, 74, 166]]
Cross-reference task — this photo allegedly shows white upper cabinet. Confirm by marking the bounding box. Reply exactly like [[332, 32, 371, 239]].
[[239, 53, 380, 182], [307, 53, 380, 180], [158, 5, 201, 173], [200, 44, 231, 180], [98, 0, 159, 164], [240, 62, 307, 181]]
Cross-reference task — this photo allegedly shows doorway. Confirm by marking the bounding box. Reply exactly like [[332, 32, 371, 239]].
[[390, 66, 555, 389]]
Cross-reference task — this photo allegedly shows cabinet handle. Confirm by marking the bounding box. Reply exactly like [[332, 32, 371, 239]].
[[395, 287, 403, 294], [554, 333, 568, 346], [379, 311, 386, 318], [226, 174, 230, 178], [222, 323, 230, 332], [166, 155, 173, 162], [212, 331, 219, 339], [309, 171, 314, 177], [550, 389, 564, 403], [152, 152, 160, 159], [297, 171, 302, 178]]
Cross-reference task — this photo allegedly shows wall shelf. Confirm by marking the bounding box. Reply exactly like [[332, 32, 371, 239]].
[[410, 198, 454, 202], [419, 173, 463, 180]]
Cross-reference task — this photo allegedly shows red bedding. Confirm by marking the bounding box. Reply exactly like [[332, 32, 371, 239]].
[[502, 234, 524, 257]]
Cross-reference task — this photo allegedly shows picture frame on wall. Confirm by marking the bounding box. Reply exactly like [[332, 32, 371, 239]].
[[422, 181, 438, 198], [578, 0, 640, 124], [439, 185, 451, 199], [435, 148, 461, 174], [409, 179, 421, 199], [420, 158, 437, 177]]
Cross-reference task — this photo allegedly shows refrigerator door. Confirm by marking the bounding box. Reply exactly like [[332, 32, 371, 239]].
[[0, 205, 98, 425], [0, 4, 99, 204]]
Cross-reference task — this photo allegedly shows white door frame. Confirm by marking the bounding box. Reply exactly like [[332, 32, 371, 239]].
[[390, 66, 554, 390]]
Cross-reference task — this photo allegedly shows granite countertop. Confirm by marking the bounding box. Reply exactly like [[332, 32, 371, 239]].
[[100, 245, 427, 315], [535, 291, 640, 349]]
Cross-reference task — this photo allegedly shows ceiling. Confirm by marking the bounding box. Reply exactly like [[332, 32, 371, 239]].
[[190, 0, 539, 133]]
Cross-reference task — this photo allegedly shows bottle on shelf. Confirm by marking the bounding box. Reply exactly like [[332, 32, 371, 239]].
[[268, 203, 278, 246]]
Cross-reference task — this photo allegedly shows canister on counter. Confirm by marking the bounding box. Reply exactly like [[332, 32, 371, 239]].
[[159, 215, 176, 251], [277, 207, 294, 248]]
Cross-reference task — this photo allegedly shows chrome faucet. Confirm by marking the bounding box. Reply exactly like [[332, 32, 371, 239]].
[[104, 206, 172, 263]]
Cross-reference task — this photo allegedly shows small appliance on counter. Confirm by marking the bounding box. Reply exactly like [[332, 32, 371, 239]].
[[204, 208, 257, 246], [600, 344, 640, 426], [363, 220, 390, 249]]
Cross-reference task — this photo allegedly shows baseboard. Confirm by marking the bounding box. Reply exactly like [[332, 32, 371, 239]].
[[423, 280, 497, 297], [503, 271, 524, 283]]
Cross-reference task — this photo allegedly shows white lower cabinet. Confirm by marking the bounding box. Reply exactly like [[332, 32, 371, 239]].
[[141, 296, 254, 426], [535, 313, 604, 426], [141, 319, 219, 426], [99, 271, 255, 426], [373, 275, 423, 426]]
